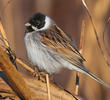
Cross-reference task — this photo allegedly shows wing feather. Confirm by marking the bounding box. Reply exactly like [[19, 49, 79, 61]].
[[39, 25, 87, 70]]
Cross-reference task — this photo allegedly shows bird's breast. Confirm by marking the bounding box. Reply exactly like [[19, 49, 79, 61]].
[[24, 32, 63, 74]]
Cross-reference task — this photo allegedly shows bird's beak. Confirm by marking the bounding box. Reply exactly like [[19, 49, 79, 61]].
[[25, 22, 31, 26]]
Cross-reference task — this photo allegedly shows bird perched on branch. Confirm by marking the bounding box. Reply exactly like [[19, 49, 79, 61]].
[[24, 13, 110, 89]]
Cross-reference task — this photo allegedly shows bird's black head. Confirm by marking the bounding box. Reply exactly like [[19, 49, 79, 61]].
[[25, 13, 46, 32], [29, 13, 46, 29]]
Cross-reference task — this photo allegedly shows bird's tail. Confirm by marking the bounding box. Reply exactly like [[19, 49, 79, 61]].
[[85, 71, 110, 89]]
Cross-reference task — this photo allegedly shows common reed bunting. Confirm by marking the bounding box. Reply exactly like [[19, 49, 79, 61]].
[[24, 13, 110, 89]]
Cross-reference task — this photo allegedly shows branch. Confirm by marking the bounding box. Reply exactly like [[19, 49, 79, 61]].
[[0, 46, 34, 100]]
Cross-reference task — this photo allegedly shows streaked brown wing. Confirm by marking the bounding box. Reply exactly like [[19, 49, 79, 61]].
[[39, 25, 86, 69]]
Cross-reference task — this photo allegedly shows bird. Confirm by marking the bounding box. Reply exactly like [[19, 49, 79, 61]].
[[24, 12, 110, 89]]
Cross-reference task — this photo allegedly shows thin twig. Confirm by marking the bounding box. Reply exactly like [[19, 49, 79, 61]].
[[46, 74, 51, 100], [0, 21, 9, 47], [82, 0, 110, 66], [16, 58, 35, 73], [102, 17, 110, 56], [79, 20, 85, 53], [75, 20, 85, 95]]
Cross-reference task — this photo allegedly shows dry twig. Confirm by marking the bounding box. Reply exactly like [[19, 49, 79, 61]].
[[82, 0, 110, 66], [102, 17, 110, 56], [75, 20, 86, 95], [0, 46, 33, 100], [46, 74, 51, 100]]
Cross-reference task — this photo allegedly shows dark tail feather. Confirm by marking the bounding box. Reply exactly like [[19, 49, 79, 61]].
[[86, 72, 110, 89]]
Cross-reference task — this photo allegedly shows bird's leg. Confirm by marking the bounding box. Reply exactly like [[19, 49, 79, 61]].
[[32, 67, 39, 78], [39, 71, 47, 83], [32, 67, 47, 82]]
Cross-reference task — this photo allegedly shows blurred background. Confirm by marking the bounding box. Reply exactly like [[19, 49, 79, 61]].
[[0, 0, 110, 100]]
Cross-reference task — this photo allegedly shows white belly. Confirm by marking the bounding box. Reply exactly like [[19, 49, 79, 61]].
[[24, 33, 63, 74]]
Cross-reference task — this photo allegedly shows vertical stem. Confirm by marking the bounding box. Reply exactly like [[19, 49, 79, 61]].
[[75, 72, 79, 95], [0, 21, 9, 47], [46, 74, 51, 100], [75, 20, 85, 95]]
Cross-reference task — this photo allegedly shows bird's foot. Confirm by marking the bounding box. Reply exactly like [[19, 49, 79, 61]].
[[32, 71, 46, 83]]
